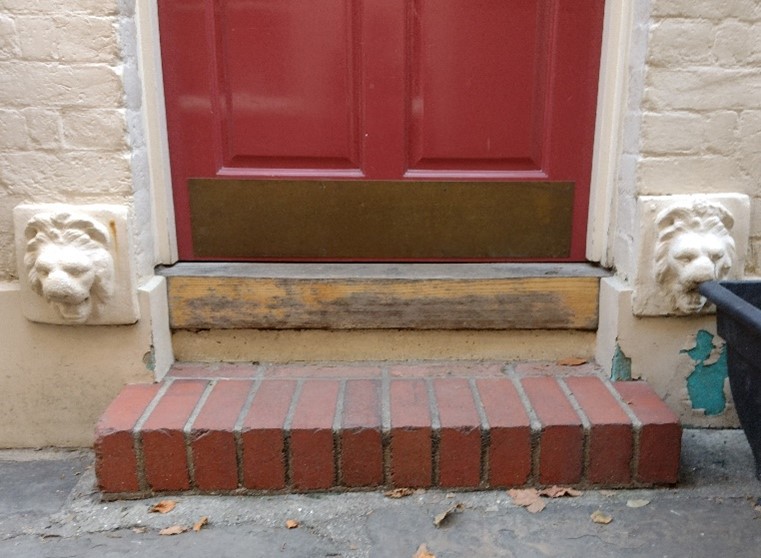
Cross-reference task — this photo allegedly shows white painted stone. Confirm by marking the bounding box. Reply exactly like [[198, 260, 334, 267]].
[[633, 194, 750, 316], [61, 109, 128, 150], [15, 15, 118, 63], [13, 204, 139, 325], [651, 0, 761, 21], [647, 19, 715, 67]]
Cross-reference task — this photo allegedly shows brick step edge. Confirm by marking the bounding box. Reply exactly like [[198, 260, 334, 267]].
[[95, 375, 681, 497]]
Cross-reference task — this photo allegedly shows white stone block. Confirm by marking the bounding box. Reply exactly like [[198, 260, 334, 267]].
[[633, 193, 751, 316], [13, 203, 139, 325]]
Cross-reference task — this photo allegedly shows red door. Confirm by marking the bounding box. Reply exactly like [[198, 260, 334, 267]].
[[159, 0, 605, 262]]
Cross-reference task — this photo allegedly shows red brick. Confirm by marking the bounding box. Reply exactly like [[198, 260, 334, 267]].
[[290, 380, 341, 490], [265, 365, 382, 379], [389, 362, 504, 378], [514, 361, 599, 377], [476, 379, 531, 487], [615, 382, 681, 484], [434, 378, 482, 487], [241, 380, 297, 490], [94, 383, 160, 493], [521, 376, 583, 485], [566, 376, 632, 485], [141, 380, 208, 491], [389, 380, 432, 487], [190, 380, 253, 491], [340, 380, 383, 487], [169, 362, 260, 378]]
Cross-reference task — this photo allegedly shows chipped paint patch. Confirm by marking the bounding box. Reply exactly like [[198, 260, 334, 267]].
[[142, 346, 156, 373], [611, 344, 632, 381], [681, 330, 728, 416]]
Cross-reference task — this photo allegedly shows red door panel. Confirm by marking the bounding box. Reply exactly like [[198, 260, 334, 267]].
[[159, 0, 605, 261], [220, 1, 360, 169], [410, 0, 542, 170]]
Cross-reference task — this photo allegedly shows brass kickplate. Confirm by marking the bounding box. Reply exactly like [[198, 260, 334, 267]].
[[188, 179, 574, 260]]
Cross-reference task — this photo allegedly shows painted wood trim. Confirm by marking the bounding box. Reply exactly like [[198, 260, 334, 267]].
[[166, 273, 600, 330]]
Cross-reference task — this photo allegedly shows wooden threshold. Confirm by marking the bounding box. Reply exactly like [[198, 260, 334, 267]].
[[159, 263, 607, 330]]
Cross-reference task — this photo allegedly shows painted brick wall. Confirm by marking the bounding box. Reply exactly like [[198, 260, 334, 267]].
[[0, 0, 132, 281], [639, 0, 761, 275]]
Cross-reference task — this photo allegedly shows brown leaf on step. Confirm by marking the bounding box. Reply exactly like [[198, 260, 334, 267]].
[[433, 502, 463, 528], [131, 527, 147, 534], [285, 519, 300, 529], [508, 488, 539, 506], [193, 516, 209, 532], [413, 543, 436, 558], [526, 500, 546, 514], [556, 357, 587, 366], [508, 488, 542, 509], [539, 486, 583, 498], [591, 510, 613, 525], [385, 487, 415, 499], [148, 500, 177, 514], [159, 525, 188, 536]]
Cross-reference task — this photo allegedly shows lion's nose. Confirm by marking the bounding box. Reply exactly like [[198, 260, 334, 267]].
[[44, 269, 89, 303], [689, 257, 717, 285]]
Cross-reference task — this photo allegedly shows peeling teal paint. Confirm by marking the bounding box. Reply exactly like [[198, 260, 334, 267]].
[[611, 344, 632, 381], [142, 347, 156, 373], [682, 330, 728, 416]]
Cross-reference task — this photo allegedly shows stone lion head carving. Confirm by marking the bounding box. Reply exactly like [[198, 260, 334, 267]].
[[24, 211, 115, 324], [654, 200, 736, 314]]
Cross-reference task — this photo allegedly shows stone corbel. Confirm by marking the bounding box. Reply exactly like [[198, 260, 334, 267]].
[[632, 194, 750, 317], [13, 204, 139, 325]]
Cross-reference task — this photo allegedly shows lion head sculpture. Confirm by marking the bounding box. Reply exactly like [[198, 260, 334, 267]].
[[24, 211, 115, 324], [654, 200, 736, 314]]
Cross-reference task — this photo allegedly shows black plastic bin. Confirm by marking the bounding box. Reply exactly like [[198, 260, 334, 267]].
[[699, 280, 761, 480]]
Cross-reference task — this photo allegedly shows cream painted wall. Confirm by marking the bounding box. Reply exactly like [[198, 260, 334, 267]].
[[0, 281, 164, 447]]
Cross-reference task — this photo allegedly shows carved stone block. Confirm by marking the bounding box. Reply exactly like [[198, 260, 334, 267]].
[[633, 194, 750, 316], [13, 204, 139, 325]]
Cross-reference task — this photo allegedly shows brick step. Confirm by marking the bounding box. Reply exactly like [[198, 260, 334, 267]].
[[94, 362, 681, 497]]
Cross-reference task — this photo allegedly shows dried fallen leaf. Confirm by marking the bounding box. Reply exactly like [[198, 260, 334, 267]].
[[285, 519, 299, 529], [148, 500, 177, 514], [159, 525, 188, 536], [413, 543, 436, 558], [526, 500, 547, 514], [131, 527, 147, 534], [508, 488, 540, 507], [556, 357, 587, 366], [539, 486, 583, 498], [507, 489, 546, 514], [385, 487, 415, 499], [627, 499, 650, 508], [193, 516, 209, 532], [433, 502, 463, 528], [591, 511, 613, 525]]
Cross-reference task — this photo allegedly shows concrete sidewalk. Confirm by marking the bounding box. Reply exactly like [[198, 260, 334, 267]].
[[1, 429, 760, 557]]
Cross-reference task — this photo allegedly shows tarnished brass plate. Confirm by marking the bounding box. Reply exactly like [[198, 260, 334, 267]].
[[188, 179, 574, 260]]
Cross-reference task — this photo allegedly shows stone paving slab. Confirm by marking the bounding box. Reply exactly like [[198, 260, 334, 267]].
[[1, 430, 761, 557]]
